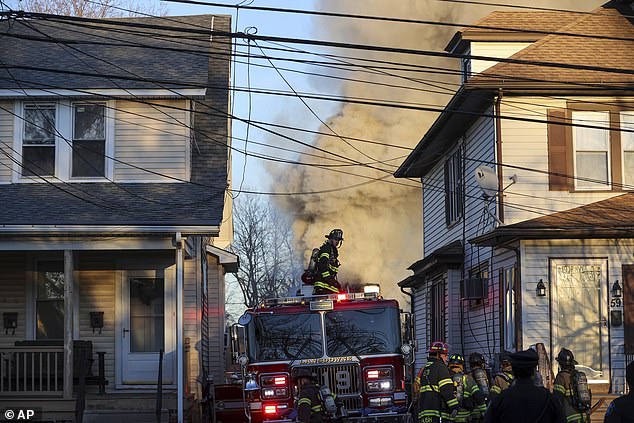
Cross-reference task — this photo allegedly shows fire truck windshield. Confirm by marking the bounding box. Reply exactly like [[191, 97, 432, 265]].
[[248, 313, 323, 361], [325, 307, 401, 356]]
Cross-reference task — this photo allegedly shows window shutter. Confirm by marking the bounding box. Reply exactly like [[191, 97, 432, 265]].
[[444, 161, 450, 225], [547, 109, 572, 191], [623, 265, 634, 354]]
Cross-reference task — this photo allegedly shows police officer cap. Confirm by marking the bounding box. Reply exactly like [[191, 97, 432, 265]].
[[509, 349, 539, 368]]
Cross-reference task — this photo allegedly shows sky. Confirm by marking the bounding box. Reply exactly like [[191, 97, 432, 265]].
[[4, 0, 605, 310]]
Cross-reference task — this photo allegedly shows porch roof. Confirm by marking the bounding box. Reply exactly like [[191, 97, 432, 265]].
[[398, 240, 463, 288], [471, 193, 634, 246], [0, 182, 224, 234]]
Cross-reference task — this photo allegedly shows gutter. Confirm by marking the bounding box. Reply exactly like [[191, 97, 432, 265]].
[[0, 225, 220, 235]]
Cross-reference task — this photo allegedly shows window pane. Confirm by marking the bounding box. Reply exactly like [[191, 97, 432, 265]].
[[24, 106, 56, 145], [621, 112, 634, 151], [624, 152, 634, 187], [130, 278, 164, 353], [21, 146, 55, 176], [72, 140, 105, 177], [576, 151, 609, 188], [326, 307, 400, 356], [74, 104, 105, 140], [36, 300, 64, 339], [573, 111, 609, 151]]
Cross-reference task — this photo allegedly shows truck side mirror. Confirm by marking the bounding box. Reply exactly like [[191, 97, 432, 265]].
[[400, 312, 415, 343], [229, 323, 244, 364]]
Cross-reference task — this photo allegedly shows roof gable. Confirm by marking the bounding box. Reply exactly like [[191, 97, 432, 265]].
[[469, 7, 634, 85]]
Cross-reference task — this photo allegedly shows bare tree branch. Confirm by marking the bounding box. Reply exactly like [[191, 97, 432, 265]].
[[231, 196, 301, 308], [20, 0, 168, 17]]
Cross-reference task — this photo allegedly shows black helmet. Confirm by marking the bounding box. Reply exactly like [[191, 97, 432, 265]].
[[556, 348, 577, 367], [449, 354, 465, 366], [293, 368, 317, 382], [325, 229, 344, 241], [499, 350, 512, 364], [469, 352, 485, 367]]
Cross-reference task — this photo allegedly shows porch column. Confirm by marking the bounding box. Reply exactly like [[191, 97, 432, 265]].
[[175, 234, 184, 423], [63, 250, 74, 399]]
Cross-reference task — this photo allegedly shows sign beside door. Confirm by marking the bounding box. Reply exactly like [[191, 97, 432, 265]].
[[551, 259, 609, 383]]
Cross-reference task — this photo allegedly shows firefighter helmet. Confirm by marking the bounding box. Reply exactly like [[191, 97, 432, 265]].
[[499, 350, 512, 364], [449, 354, 465, 366], [427, 341, 449, 355], [325, 229, 344, 240], [293, 368, 317, 382], [556, 348, 578, 367], [469, 352, 486, 367]]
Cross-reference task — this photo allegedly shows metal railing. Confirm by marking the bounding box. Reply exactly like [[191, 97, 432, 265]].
[[0, 346, 65, 396]]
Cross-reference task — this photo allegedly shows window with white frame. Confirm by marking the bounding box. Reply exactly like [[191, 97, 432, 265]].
[[444, 148, 463, 226], [622, 111, 634, 188], [503, 267, 516, 351], [22, 104, 56, 177], [572, 111, 611, 190], [18, 101, 110, 181], [35, 261, 65, 340], [72, 103, 106, 177]]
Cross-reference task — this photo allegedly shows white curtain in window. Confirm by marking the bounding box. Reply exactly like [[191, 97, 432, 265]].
[[621, 111, 634, 188], [572, 111, 610, 189]]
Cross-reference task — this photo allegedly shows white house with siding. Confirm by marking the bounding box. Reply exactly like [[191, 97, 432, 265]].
[[0, 13, 236, 422], [395, 2, 634, 396]]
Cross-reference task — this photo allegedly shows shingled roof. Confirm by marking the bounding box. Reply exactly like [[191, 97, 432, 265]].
[[469, 6, 634, 86], [471, 193, 634, 246], [0, 14, 226, 90]]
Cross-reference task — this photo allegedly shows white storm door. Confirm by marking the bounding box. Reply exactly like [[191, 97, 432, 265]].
[[121, 270, 175, 385], [551, 259, 609, 383]]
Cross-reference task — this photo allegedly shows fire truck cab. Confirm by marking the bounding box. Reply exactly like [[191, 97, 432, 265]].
[[230, 290, 414, 423]]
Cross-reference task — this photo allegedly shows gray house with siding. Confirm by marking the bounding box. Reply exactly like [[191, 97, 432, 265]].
[[395, 2, 634, 395], [0, 13, 236, 422]]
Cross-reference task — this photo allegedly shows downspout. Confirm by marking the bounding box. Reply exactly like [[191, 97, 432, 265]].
[[176, 232, 184, 423], [495, 89, 505, 224]]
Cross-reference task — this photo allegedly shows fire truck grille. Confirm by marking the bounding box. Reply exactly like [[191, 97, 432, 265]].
[[316, 364, 361, 397]]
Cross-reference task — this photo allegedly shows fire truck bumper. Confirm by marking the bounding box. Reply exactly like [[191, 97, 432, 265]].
[[263, 417, 413, 423]]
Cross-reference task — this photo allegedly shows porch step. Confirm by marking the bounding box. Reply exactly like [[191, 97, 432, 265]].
[[590, 394, 619, 423], [83, 392, 177, 423]]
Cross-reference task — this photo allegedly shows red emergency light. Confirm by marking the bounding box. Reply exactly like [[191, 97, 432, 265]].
[[337, 293, 347, 301], [264, 405, 277, 415], [274, 376, 287, 386]]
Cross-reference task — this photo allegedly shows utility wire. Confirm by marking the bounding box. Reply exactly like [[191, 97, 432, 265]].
[[161, 0, 634, 42]]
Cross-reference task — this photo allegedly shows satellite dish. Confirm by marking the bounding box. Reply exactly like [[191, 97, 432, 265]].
[[474, 166, 499, 197]]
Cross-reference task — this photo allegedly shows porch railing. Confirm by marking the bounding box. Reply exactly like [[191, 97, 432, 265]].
[[0, 346, 65, 396]]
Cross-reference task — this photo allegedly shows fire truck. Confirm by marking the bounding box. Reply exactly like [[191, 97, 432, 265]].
[[227, 288, 415, 423]]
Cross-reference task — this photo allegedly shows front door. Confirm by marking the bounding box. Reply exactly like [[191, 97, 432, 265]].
[[120, 269, 175, 385], [551, 259, 609, 383]]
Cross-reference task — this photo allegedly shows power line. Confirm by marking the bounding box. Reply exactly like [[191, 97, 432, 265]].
[[161, 0, 634, 43]]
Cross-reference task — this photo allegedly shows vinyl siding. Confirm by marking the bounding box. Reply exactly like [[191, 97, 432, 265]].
[[521, 238, 634, 393], [0, 101, 13, 183], [206, 254, 225, 383], [184, 238, 201, 397], [469, 42, 532, 76], [499, 96, 625, 225], [77, 256, 116, 392], [0, 253, 26, 346], [413, 277, 430, 376], [114, 99, 189, 182], [417, 110, 496, 361]]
